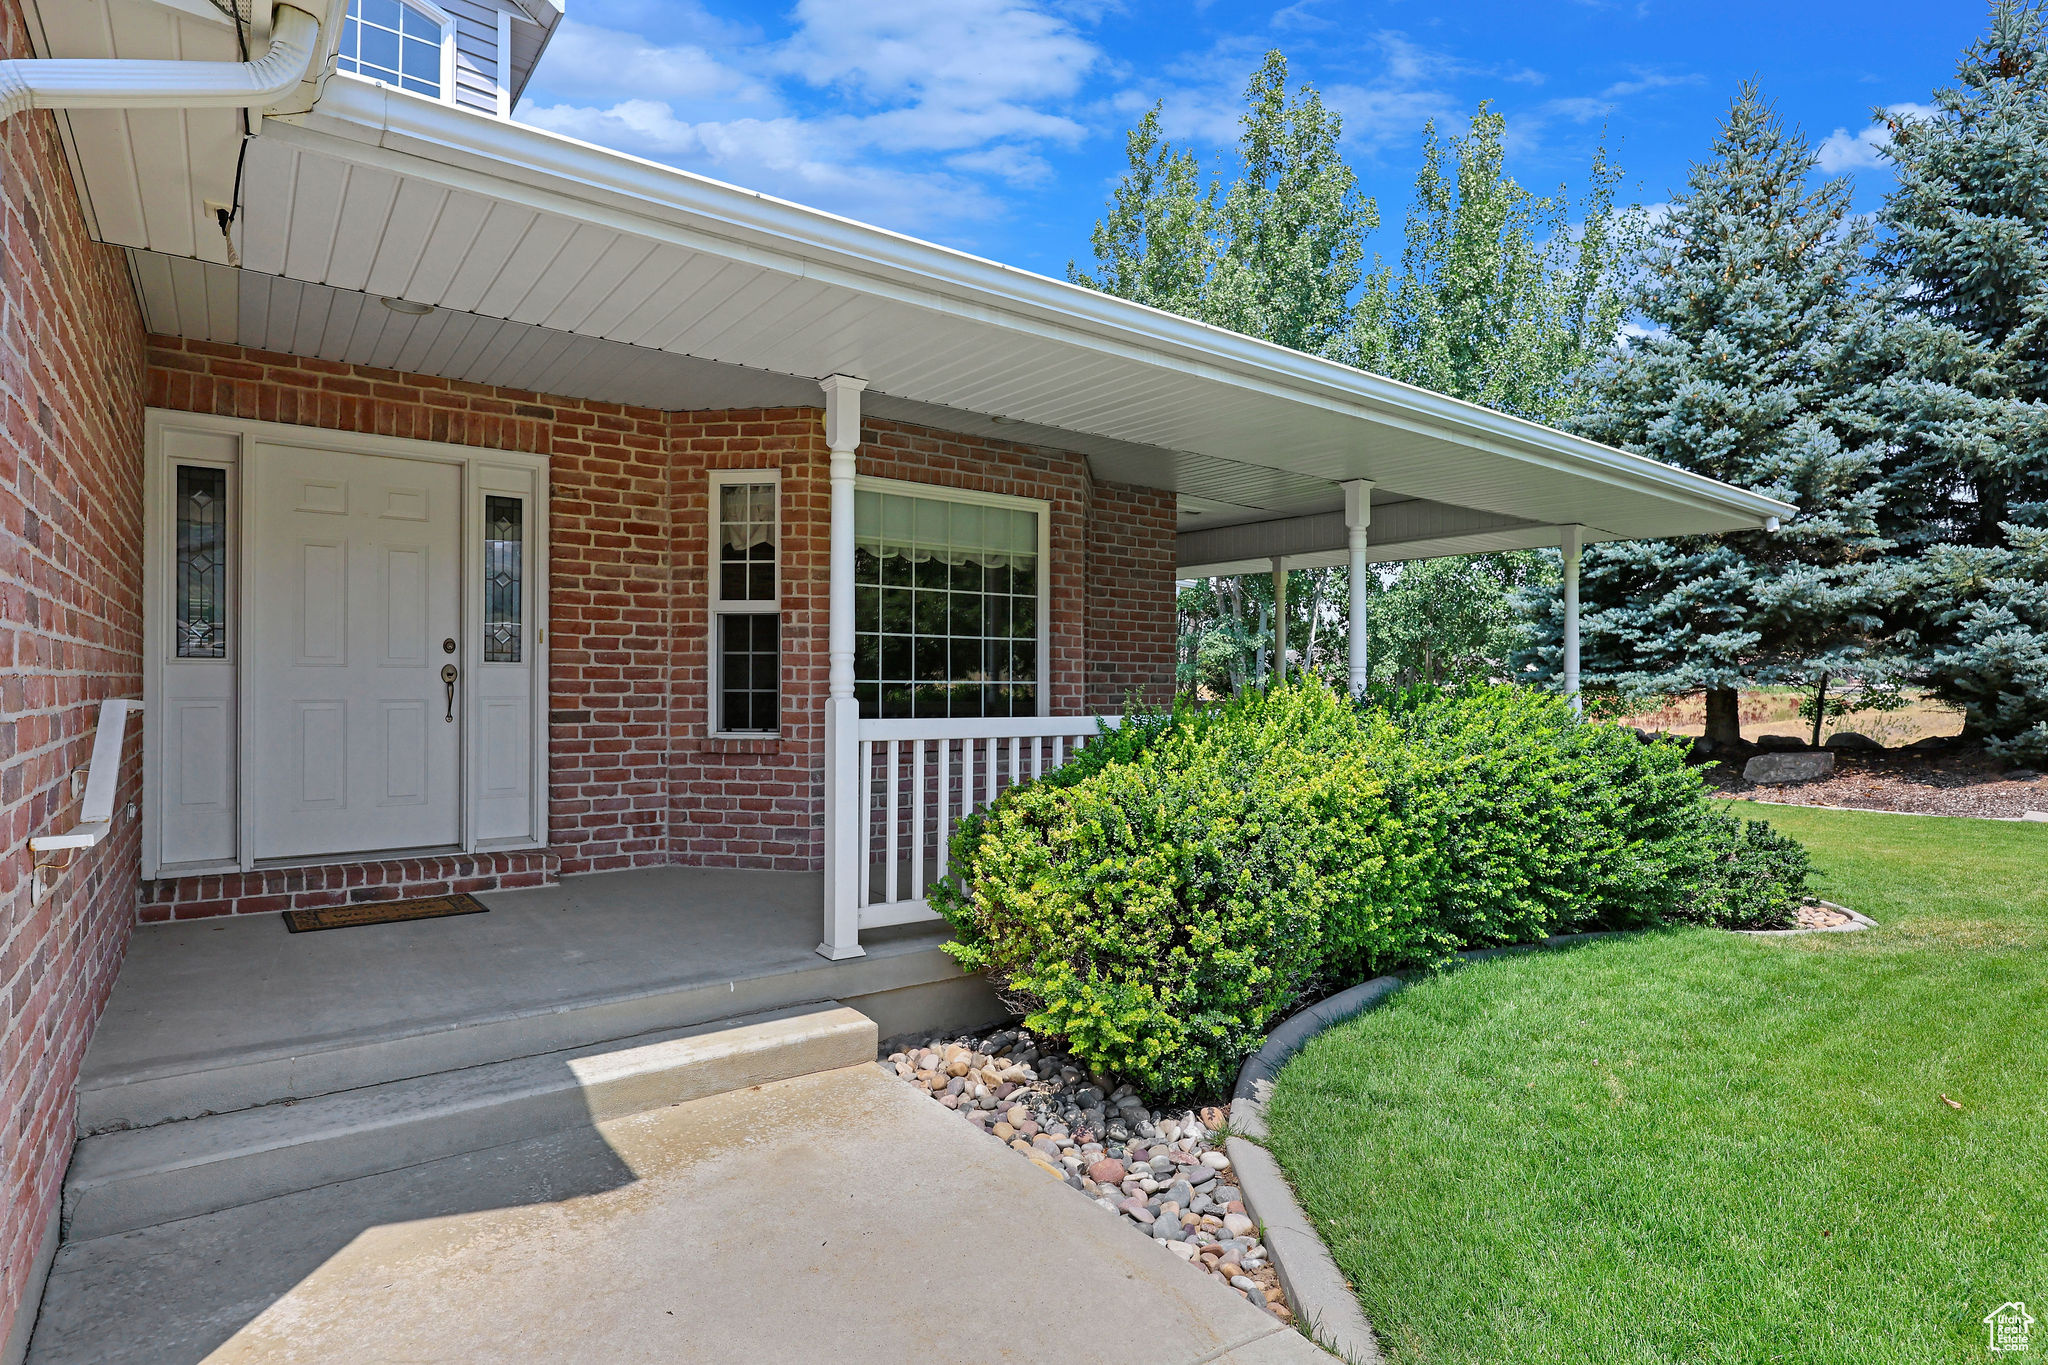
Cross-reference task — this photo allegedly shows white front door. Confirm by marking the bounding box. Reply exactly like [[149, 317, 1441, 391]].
[[249, 444, 464, 859]]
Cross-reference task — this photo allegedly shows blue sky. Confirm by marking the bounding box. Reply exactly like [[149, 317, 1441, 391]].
[[516, 1, 1987, 279]]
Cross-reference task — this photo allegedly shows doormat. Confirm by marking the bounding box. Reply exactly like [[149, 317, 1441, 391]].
[[282, 893, 488, 934]]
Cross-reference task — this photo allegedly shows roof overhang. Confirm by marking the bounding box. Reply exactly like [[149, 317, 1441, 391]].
[[36, 27, 1790, 568]]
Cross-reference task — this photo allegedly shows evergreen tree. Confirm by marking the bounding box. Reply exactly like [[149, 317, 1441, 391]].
[[1353, 105, 1631, 427], [1860, 0, 2048, 758], [1525, 86, 1896, 746]]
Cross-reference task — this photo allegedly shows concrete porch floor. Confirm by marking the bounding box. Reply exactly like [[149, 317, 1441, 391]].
[[30, 1063, 1327, 1364], [79, 867, 998, 1131]]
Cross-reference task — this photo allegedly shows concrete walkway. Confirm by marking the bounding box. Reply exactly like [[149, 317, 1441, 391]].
[[30, 1062, 1330, 1364]]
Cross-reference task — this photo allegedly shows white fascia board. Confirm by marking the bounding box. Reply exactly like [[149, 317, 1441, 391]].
[[274, 79, 1794, 529]]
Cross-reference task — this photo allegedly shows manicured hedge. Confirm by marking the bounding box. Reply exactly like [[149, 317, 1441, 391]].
[[931, 679, 1810, 1101]]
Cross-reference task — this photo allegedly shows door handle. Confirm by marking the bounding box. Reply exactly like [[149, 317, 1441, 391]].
[[441, 664, 458, 722]]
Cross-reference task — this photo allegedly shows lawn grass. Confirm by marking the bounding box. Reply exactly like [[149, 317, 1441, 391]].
[[1263, 804, 2048, 1363]]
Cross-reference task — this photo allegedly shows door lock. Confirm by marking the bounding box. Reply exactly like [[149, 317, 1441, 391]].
[[441, 663, 458, 722], [442, 637, 456, 654]]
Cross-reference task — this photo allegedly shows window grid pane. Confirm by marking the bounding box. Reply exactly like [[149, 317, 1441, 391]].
[[717, 480, 777, 604], [337, 0, 442, 98], [853, 491, 1038, 719], [483, 495, 523, 663], [719, 614, 780, 733], [175, 465, 228, 660]]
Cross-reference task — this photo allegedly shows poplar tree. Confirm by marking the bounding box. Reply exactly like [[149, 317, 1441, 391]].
[[1066, 106, 1216, 320], [1201, 52, 1374, 358], [1352, 104, 1630, 427], [1069, 51, 1372, 360], [1527, 87, 1896, 746]]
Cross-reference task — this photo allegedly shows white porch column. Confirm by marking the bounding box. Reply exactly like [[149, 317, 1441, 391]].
[[1561, 524, 1584, 713], [1342, 480, 1373, 696], [1270, 557, 1287, 683], [819, 374, 868, 960]]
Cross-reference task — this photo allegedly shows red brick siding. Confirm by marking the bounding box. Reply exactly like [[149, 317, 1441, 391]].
[[138, 851, 558, 922], [1085, 479, 1179, 713], [0, 0, 150, 1344], [142, 347, 1180, 900], [666, 413, 830, 869]]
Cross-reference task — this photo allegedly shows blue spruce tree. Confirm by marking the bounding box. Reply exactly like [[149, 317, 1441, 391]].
[[1858, 1, 2048, 761], [1530, 86, 1897, 747]]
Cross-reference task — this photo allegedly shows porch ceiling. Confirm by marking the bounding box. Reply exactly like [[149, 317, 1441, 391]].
[[42, 15, 1791, 566]]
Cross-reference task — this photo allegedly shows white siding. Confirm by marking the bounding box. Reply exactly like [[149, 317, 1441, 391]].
[[444, 0, 504, 115]]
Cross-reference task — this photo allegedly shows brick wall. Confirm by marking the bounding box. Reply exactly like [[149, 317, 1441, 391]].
[[137, 851, 557, 923], [142, 347, 1180, 903], [0, 0, 150, 1346], [1086, 479, 1180, 713]]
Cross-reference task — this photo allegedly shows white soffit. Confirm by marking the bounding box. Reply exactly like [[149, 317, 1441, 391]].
[[204, 77, 1787, 543], [27, 0, 246, 263], [126, 249, 1360, 521]]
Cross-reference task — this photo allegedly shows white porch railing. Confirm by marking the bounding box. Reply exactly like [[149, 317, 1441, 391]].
[[847, 714, 1119, 935]]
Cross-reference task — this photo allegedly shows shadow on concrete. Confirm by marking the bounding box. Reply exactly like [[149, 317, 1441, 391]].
[[28, 1055, 645, 1365]]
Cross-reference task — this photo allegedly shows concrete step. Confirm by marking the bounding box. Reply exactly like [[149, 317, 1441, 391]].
[[75, 937, 980, 1136], [62, 1002, 876, 1242]]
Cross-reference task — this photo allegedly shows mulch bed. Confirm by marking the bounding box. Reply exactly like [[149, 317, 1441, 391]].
[[1706, 747, 2048, 819]]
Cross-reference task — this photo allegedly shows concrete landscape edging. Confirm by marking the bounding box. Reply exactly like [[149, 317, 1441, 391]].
[[1224, 933, 1610, 1365]]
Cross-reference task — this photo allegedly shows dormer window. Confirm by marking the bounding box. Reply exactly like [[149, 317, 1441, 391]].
[[336, 0, 452, 100]]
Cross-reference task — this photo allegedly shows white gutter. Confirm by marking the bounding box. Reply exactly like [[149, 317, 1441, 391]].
[[0, 4, 320, 123]]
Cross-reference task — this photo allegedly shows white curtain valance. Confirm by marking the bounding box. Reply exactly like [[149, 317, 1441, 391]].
[[855, 489, 1038, 571]]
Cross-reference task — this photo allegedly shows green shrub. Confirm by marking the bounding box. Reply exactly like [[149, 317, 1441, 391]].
[[1364, 686, 1714, 964], [933, 677, 1810, 1101], [1671, 810, 1814, 928], [932, 685, 1412, 1099]]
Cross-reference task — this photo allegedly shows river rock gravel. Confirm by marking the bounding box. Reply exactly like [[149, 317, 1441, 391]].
[[880, 1025, 1292, 1323]]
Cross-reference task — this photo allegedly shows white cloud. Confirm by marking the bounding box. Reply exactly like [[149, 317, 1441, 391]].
[[1601, 69, 1701, 99], [1816, 102, 1938, 173], [771, 0, 1102, 150], [515, 0, 1105, 234], [946, 144, 1057, 185], [518, 101, 1009, 227], [532, 19, 772, 108], [1540, 69, 1701, 125]]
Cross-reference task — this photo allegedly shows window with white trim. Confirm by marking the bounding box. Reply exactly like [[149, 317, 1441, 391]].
[[336, 0, 450, 99], [854, 485, 1043, 719], [710, 473, 780, 735]]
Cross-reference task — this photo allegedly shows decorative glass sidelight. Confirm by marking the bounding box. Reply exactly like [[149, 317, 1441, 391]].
[[853, 489, 1040, 719], [174, 465, 228, 659], [483, 495, 523, 663]]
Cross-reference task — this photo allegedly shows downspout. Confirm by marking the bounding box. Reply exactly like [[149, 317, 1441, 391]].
[[0, 4, 322, 123]]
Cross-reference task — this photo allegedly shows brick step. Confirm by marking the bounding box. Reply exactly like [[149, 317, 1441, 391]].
[[61, 1003, 876, 1242]]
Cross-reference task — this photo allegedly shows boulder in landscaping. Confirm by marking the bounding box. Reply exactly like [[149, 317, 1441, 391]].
[[1825, 732, 1883, 751], [1756, 734, 1809, 751], [1743, 751, 1836, 784]]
